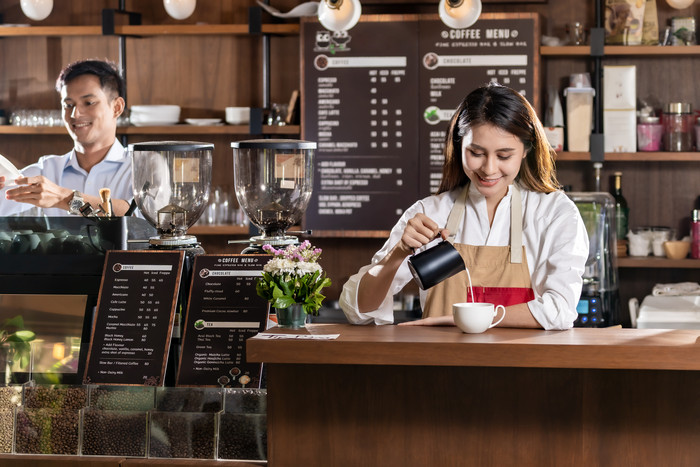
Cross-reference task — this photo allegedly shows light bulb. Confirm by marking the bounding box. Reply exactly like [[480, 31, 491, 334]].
[[20, 0, 53, 21], [438, 0, 482, 29], [163, 0, 197, 20], [666, 0, 694, 8], [318, 0, 362, 32]]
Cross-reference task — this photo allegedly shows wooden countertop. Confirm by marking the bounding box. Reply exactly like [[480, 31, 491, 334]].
[[247, 324, 700, 371]]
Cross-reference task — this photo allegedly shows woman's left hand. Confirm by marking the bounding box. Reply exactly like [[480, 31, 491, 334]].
[[398, 315, 455, 326]]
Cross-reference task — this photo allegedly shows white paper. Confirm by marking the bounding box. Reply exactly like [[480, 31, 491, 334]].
[[0, 154, 21, 186], [254, 333, 340, 340]]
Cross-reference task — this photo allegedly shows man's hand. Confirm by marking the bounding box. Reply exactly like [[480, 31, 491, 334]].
[[4, 175, 72, 210]]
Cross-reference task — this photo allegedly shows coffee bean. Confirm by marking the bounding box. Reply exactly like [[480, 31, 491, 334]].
[[149, 411, 216, 459], [89, 386, 154, 411], [14, 407, 79, 454], [80, 409, 147, 457], [217, 413, 267, 460]]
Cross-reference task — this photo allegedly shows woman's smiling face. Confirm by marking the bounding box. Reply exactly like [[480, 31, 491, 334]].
[[461, 122, 527, 202]]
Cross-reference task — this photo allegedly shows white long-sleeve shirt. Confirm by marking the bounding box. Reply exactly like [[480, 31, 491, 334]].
[[339, 184, 590, 330], [0, 140, 133, 217]]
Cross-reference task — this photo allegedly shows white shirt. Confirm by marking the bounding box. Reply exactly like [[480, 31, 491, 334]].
[[339, 184, 590, 330], [0, 140, 133, 217]]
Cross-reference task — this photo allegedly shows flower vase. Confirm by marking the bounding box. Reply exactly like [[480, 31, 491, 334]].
[[275, 304, 308, 329]]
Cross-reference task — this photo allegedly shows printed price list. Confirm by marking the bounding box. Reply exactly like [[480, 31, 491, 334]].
[[84, 250, 184, 386], [177, 255, 269, 388]]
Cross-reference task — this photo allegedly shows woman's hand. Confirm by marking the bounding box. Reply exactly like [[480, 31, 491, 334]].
[[398, 315, 455, 326], [398, 213, 450, 254], [5, 175, 71, 209]]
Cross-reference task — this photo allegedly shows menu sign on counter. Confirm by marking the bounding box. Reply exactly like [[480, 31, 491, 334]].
[[301, 14, 538, 233], [176, 255, 269, 388], [84, 250, 185, 386]]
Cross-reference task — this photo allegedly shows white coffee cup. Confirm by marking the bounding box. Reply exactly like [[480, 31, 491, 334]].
[[453, 302, 506, 334], [225, 107, 250, 125]]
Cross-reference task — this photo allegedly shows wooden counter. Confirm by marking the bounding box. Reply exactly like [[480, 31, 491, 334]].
[[248, 325, 700, 467]]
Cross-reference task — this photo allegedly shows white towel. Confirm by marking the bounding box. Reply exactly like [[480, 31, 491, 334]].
[[652, 282, 700, 296]]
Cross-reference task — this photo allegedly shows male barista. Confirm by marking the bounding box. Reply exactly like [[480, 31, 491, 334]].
[[0, 59, 133, 216]]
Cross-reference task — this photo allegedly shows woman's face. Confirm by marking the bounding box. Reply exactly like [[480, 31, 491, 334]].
[[461, 122, 527, 202]]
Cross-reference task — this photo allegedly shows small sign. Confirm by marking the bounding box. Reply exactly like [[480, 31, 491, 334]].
[[83, 250, 185, 386], [176, 255, 269, 388]]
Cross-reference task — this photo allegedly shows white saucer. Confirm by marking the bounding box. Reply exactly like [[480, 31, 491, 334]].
[[185, 118, 223, 126]]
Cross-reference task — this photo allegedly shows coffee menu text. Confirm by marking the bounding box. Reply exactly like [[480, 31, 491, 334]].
[[302, 14, 537, 232], [84, 250, 184, 386], [176, 255, 269, 388]]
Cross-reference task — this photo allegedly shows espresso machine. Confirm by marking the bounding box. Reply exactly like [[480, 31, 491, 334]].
[[230, 139, 316, 253], [566, 192, 620, 327]]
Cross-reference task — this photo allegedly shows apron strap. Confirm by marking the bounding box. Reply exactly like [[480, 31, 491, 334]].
[[510, 186, 523, 263], [443, 184, 523, 264], [444, 184, 469, 244]]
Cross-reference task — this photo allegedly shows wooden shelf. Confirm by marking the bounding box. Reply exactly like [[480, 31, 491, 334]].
[[618, 257, 700, 268], [0, 24, 299, 37], [0, 125, 300, 136], [555, 151, 700, 162], [541, 45, 700, 56], [0, 25, 102, 36]]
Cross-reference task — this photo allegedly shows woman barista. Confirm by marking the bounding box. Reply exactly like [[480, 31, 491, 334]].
[[339, 84, 589, 330]]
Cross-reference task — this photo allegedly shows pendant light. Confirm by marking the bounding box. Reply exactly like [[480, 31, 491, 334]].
[[318, 0, 362, 32], [438, 0, 482, 29], [163, 0, 197, 20], [20, 0, 53, 21]]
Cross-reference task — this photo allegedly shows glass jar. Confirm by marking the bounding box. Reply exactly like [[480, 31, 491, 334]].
[[637, 115, 663, 151], [663, 102, 694, 152]]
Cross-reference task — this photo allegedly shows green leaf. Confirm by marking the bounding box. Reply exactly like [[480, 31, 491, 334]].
[[3, 316, 24, 330], [13, 330, 35, 342]]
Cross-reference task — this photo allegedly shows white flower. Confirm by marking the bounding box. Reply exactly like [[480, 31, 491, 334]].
[[264, 257, 323, 277]]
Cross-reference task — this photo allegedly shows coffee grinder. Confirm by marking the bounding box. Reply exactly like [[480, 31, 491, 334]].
[[130, 141, 213, 384], [130, 141, 212, 254], [230, 139, 316, 253]]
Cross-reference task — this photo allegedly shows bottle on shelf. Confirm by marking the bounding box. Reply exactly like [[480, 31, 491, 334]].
[[611, 172, 629, 242], [692, 209, 700, 260]]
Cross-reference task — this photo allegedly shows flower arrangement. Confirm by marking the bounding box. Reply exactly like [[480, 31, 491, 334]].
[[256, 240, 332, 315]]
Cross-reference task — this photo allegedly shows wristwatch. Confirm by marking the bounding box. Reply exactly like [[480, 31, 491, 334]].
[[67, 190, 85, 215]]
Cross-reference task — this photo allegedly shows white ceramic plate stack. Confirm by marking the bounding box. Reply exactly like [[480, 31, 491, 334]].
[[129, 105, 181, 126]]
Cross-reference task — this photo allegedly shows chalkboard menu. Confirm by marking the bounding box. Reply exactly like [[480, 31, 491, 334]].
[[176, 255, 269, 388], [301, 13, 539, 233], [84, 250, 185, 386]]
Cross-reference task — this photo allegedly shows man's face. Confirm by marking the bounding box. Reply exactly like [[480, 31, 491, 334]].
[[60, 74, 123, 151]]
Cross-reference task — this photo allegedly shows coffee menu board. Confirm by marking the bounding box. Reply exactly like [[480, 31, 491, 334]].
[[176, 255, 269, 388], [84, 250, 185, 386], [301, 13, 538, 233]]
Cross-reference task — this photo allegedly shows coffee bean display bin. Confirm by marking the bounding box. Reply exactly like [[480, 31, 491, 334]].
[[0, 385, 267, 463]]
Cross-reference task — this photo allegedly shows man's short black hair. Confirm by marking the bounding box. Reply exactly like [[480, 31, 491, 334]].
[[55, 59, 125, 100]]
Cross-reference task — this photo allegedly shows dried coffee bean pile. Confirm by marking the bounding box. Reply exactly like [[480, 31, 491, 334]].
[[89, 387, 154, 411], [149, 411, 216, 459], [14, 386, 85, 454], [23, 386, 87, 410], [156, 387, 222, 413], [223, 389, 266, 414], [81, 409, 147, 457], [0, 386, 21, 410], [0, 410, 13, 453], [14, 408, 79, 454], [217, 413, 267, 460]]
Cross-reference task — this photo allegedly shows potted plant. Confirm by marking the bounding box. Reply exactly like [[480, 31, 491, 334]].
[[0, 315, 36, 385], [256, 240, 332, 328]]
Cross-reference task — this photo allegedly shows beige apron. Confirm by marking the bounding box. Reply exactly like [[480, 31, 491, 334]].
[[422, 185, 535, 318]]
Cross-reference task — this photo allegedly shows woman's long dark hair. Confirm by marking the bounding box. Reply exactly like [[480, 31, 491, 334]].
[[437, 84, 559, 195]]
